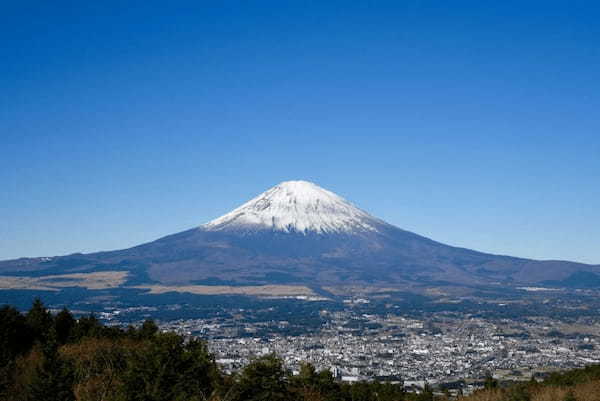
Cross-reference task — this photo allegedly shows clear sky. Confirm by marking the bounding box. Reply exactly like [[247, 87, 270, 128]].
[[1, 1, 599, 264]]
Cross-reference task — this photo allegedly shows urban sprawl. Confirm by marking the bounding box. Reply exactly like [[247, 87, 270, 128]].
[[96, 296, 600, 394]]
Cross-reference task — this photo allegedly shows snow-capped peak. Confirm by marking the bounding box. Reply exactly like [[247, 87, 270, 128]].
[[203, 180, 382, 234]]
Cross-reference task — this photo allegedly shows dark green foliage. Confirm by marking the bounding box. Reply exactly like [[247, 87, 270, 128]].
[[173, 338, 221, 399], [345, 381, 374, 401], [72, 313, 103, 340], [544, 364, 600, 386], [484, 373, 499, 389], [54, 307, 76, 344], [120, 332, 218, 401], [25, 298, 53, 344], [289, 362, 343, 401], [0, 305, 32, 399], [134, 319, 159, 340], [226, 354, 292, 401], [0, 305, 32, 363], [370, 381, 406, 401], [336, 380, 407, 401], [26, 335, 75, 401]]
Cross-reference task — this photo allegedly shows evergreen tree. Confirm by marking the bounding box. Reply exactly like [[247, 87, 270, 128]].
[[290, 363, 343, 401], [372, 381, 405, 401], [173, 338, 220, 400], [54, 307, 75, 344], [227, 354, 292, 401], [138, 319, 159, 339], [0, 306, 32, 398], [0, 306, 32, 364], [484, 373, 498, 389], [25, 298, 53, 344], [25, 331, 75, 401], [120, 332, 218, 401], [73, 313, 102, 340], [348, 381, 374, 401]]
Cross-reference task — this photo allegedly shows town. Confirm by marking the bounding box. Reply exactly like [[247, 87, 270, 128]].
[[95, 295, 600, 394]]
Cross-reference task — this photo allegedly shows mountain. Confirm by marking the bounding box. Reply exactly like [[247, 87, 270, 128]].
[[1, 180, 599, 293]]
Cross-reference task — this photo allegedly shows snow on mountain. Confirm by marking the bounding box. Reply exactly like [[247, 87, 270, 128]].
[[203, 180, 382, 234], [2, 180, 599, 290]]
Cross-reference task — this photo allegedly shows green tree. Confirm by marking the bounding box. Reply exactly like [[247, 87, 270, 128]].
[[25, 333, 75, 401], [484, 374, 498, 389], [0, 306, 32, 358], [0, 306, 33, 398], [348, 381, 374, 401], [316, 370, 343, 401], [25, 298, 53, 344], [54, 308, 76, 344], [138, 319, 159, 339], [371, 381, 405, 401], [73, 314, 103, 340], [120, 332, 218, 401], [171, 338, 220, 400], [226, 354, 292, 401], [290, 363, 342, 401]]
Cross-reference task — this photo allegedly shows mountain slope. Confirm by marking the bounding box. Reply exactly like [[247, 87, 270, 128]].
[[204, 180, 382, 234], [1, 180, 598, 290]]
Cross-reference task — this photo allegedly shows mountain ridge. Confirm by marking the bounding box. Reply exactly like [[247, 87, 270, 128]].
[[1, 180, 599, 291]]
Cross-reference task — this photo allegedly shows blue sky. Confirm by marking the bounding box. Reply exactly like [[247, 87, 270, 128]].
[[1, 1, 599, 264]]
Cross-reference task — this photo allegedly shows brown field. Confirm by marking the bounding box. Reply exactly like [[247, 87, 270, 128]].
[[134, 284, 316, 297], [0, 271, 129, 291]]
